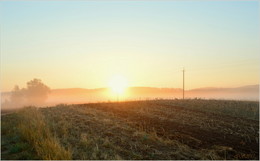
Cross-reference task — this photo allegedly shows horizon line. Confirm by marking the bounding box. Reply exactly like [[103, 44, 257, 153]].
[[1, 84, 259, 93]]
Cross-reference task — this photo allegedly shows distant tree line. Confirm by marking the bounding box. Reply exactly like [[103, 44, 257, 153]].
[[2, 78, 51, 108]]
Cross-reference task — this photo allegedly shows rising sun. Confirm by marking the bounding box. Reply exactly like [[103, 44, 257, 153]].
[[109, 75, 128, 95]]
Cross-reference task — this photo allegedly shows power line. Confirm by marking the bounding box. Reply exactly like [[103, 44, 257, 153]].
[[188, 59, 259, 72]]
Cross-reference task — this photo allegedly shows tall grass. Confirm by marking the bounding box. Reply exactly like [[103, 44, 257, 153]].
[[18, 107, 72, 160]]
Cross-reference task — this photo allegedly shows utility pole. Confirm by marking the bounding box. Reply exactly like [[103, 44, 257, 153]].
[[182, 68, 185, 99]]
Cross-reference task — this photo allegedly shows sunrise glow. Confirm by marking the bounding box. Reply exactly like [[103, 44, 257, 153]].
[[109, 75, 128, 95]]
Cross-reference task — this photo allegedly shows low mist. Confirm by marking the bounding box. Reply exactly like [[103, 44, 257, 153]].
[[1, 79, 259, 113], [1, 79, 50, 111]]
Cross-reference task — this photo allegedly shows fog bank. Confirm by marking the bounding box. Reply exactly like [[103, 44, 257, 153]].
[[1, 85, 258, 112]]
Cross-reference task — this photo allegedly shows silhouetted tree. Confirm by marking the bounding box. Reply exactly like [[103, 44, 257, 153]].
[[25, 79, 51, 105], [10, 85, 25, 106], [3, 79, 51, 108]]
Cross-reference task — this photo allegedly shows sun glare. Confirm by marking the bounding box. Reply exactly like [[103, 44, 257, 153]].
[[109, 75, 128, 95]]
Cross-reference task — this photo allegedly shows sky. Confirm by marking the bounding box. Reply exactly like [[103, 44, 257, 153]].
[[1, 1, 259, 92]]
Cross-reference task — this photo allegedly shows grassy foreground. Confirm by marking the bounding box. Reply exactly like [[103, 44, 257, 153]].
[[1, 107, 72, 160], [1, 99, 259, 160]]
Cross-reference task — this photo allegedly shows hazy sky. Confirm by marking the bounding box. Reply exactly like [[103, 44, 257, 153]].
[[1, 1, 259, 91]]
